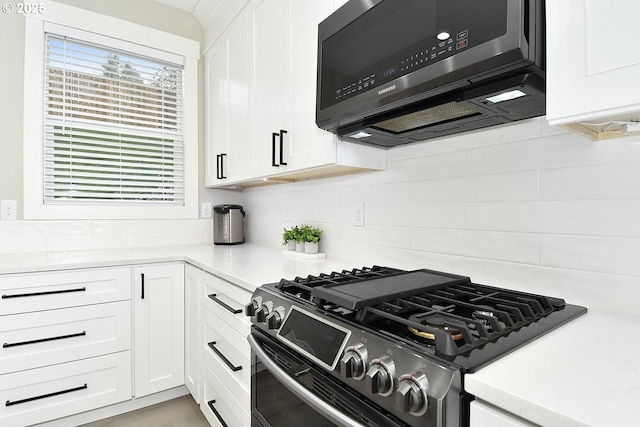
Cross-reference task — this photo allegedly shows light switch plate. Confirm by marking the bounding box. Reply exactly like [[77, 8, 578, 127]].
[[0, 200, 17, 220]]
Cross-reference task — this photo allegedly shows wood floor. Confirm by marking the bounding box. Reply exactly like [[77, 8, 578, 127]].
[[79, 396, 210, 427]]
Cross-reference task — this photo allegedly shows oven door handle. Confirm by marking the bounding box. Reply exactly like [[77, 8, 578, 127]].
[[248, 334, 366, 427]]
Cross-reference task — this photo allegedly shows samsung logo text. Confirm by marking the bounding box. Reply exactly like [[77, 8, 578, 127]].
[[378, 85, 396, 95]]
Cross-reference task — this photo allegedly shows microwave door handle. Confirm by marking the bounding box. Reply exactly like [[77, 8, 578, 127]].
[[248, 334, 366, 427]]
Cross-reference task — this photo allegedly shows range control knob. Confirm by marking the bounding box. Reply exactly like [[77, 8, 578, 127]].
[[365, 356, 395, 396], [395, 372, 429, 416], [339, 344, 368, 380], [255, 305, 269, 323], [254, 301, 273, 323], [244, 296, 262, 317], [265, 307, 285, 330]]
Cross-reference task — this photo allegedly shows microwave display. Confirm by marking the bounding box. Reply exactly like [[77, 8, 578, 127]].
[[319, 0, 508, 110]]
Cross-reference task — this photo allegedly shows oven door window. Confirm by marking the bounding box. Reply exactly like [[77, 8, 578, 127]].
[[251, 332, 406, 427], [254, 363, 336, 427]]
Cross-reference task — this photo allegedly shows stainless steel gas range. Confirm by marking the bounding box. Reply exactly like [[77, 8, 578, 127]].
[[246, 266, 587, 427]]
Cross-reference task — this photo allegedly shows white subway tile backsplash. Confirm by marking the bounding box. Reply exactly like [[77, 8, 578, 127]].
[[410, 228, 539, 264], [369, 203, 465, 229], [46, 233, 135, 252], [540, 235, 640, 276], [371, 150, 465, 184], [0, 219, 211, 254], [0, 236, 46, 254], [541, 161, 640, 200], [466, 132, 640, 176], [466, 200, 640, 238], [411, 171, 539, 203]]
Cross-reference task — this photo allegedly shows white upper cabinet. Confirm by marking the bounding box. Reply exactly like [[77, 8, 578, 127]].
[[204, 7, 251, 186], [204, 0, 386, 188], [546, 0, 640, 139]]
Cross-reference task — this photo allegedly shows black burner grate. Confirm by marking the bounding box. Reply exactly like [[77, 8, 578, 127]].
[[274, 266, 570, 357]]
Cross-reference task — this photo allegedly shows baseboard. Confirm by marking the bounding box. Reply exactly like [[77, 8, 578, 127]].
[[33, 386, 190, 427]]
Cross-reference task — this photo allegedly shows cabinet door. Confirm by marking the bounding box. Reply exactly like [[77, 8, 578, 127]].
[[204, 40, 228, 186], [133, 263, 184, 397], [286, 0, 336, 170], [546, 0, 640, 125], [184, 264, 200, 402], [204, 7, 251, 185], [470, 401, 534, 427], [250, 0, 291, 173]]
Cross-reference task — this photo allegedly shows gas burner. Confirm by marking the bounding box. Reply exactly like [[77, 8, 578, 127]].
[[407, 314, 465, 342]]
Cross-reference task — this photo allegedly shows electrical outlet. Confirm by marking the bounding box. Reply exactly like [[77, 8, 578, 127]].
[[354, 202, 364, 226], [283, 204, 291, 222], [0, 200, 17, 220], [200, 202, 212, 219]]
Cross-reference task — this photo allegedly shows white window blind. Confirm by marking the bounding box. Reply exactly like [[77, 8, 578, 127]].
[[43, 32, 185, 206]]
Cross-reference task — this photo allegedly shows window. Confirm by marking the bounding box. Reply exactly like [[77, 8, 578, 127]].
[[23, 4, 199, 219], [44, 32, 185, 206]]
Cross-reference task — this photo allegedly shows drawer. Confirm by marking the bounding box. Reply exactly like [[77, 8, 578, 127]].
[[201, 272, 251, 337], [202, 307, 250, 404], [0, 351, 131, 427], [200, 358, 250, 427], [0, 267, 131, 315], [0, 300, 131, 374]]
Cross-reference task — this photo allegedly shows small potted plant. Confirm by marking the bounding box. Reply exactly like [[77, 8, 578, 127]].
[[300, 224, 323, 254], [282, 227, 297, 251]]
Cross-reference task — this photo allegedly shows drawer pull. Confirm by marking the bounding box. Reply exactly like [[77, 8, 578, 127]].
[[2, 287, 86, 299], [5, 383, 88, 407], [3, 331, 87, 348], [208, 341, 242, 372], [208, 294, 242, 314], [207, 399, 229, 427]]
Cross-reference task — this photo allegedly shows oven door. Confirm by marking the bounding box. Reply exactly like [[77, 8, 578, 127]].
[[248, 329, 405, 427]]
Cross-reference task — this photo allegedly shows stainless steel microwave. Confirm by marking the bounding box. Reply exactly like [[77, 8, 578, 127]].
[[316, 0, 545, 148]]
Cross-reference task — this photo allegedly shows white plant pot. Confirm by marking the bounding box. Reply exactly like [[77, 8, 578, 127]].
[[296, 242, 305, 252], [286, 240, 296, 251], [305, 242, 319, 254]]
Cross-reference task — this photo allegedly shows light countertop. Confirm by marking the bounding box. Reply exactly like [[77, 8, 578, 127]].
[[1, 243, 637, 427]]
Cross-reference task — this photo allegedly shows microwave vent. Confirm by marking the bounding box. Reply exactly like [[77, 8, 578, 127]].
[[372, 102, 479, 134]]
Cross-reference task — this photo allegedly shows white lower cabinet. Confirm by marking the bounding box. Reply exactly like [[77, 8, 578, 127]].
[[198, 270, 252, 426], [0, 266, 133, 427], [200, 358, 251, 427], [133, 263, 185, 398], [1, 351, 132, 427], [470, 401, 534, 427], [185, 264, 201, 402], [0, 300, 131, 375]]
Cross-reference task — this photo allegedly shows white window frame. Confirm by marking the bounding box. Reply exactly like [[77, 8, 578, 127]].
[[23, 2, 199, 219]]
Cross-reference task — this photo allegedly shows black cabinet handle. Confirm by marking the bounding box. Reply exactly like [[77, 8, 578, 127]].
[[3, 331, 86, 348], [2, 287, 86, 299], [272, 132, 280, 167], [208, 341, 243, 372], [220, 153, 227, 178], [6, 384, 87, 407], [141, 273, 145, 300], [208, 293, 242, 314], [217, 153, 227, 179], [279, 129, 288, 165], [207, 399, 229, 427]]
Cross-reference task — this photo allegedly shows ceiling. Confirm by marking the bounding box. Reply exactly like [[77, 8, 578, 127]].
[[153, 0, 221, 28]]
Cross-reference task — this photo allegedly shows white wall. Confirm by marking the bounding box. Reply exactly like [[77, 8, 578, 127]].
[[242, 118, 640, 314]]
